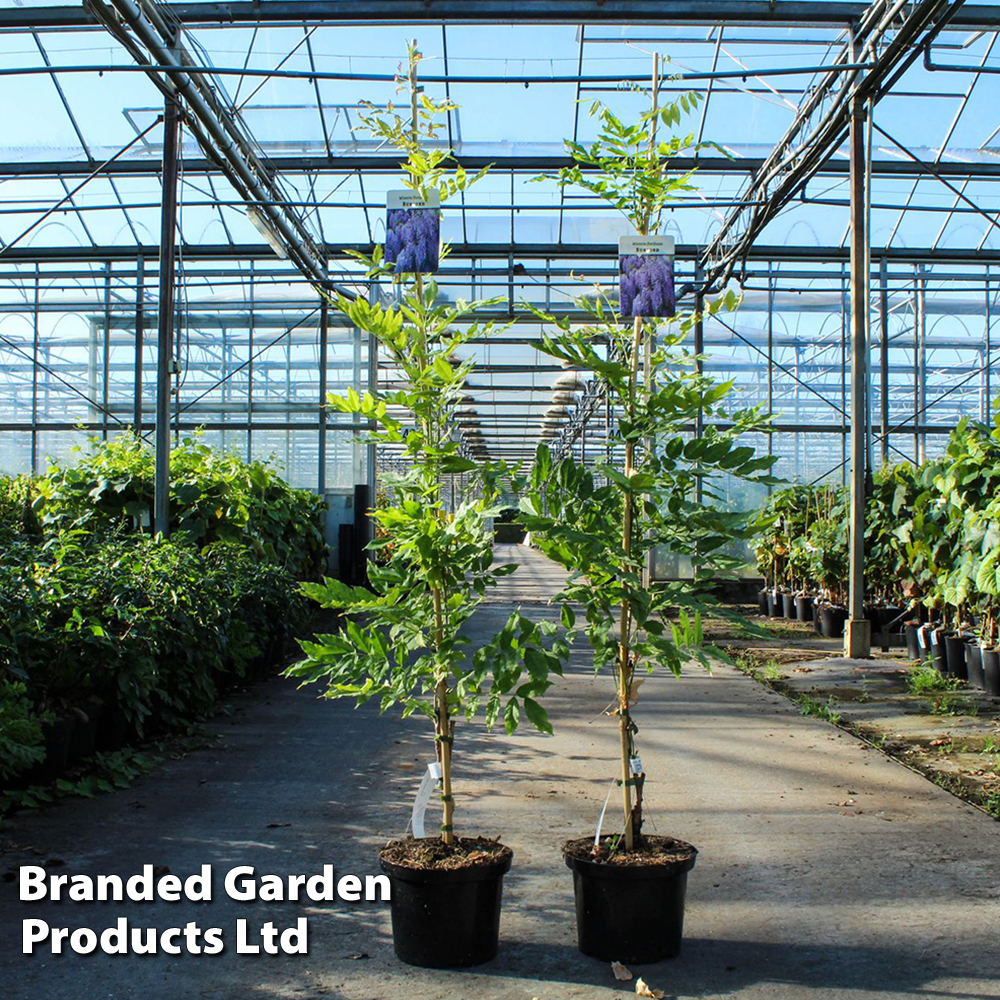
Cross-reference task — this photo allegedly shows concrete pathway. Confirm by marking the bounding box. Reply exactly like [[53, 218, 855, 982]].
[[2, 547, 999, 999]]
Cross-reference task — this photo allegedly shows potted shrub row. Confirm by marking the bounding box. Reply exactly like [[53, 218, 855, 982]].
[[752, 411, 1000, 693]]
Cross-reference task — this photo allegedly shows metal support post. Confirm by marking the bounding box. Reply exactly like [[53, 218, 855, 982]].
[[916, 266, 927, 462], [845, 28, 871, 659], [694, 261, 705, 503], [134, 257, 144, 431], [102, 264, 112, 440], [879, 255, 890, 465], [317, 292, 329, 493], [154, 96, 180, 537]]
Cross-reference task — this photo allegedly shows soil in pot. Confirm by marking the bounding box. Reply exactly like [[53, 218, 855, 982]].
[[983, 647, 1000, 698], [819, 605, 848, 639], [379, 837, 512, 968], [945, 634, 969, 681], [781, 592, 796, 619], [564, 835, 697, 964], [795, 595, 814, 623], [905, 622, 922, 660], [966, 641, 985, 690], [757, 589, 769, 616]]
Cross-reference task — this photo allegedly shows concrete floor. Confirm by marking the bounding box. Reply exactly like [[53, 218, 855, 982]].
[[2, 546, 999, 999]]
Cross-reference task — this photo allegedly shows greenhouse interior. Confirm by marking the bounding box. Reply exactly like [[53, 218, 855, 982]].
[[2, 2, 1000, 998]]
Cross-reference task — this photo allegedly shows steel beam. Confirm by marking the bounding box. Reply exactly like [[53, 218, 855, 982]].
[[5, 154, 1000, 179], [845, 42, 870, 660], [7, 243, 1000, 265], [6, 1, 1000, 30], [154, 99, 180, 537], [704, 0, 971, 288], [85, 0, 327, 286]]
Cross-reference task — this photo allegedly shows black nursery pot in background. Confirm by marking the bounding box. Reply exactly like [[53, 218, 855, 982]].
[[757, 589, 769, 616], [983, 647, 1000, 698], [932, 630, 950, 675], [766, 590, 780, 618], [782, 592, 797, 619], [905, 622, 922, 660], [966, 641, 985, 690], [379, 849, 512, 968], [820, 605, 848, 639], [944, 634, 969, 680], [564, 839, 697, 964], [795, 595, 813, 623]]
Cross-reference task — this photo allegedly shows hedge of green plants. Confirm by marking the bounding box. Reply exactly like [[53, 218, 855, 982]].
[[0, 436, 325, 793], [754, 409, 1000, 650]]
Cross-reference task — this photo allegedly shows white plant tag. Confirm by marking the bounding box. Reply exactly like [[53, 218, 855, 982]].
[[630, 755, 643, 775], [411, 761, 442, 839], [594, 779, 617, 848]]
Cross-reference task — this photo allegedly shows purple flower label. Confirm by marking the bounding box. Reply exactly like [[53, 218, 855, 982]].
[[619, 254, 676, 319], [385, 206, 440, 274]]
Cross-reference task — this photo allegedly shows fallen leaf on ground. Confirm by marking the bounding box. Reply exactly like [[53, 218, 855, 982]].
[[611, 961, 633, 981], [636, 978, 665, 998]]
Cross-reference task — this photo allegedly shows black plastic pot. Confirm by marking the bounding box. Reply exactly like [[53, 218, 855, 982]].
[[983, 647, 1000, 698], [813, 602, 824, 635], [96, 704, 132, 752], [966, 641, 985, 690], [945, 634, 969, 681], [931, 630, 950, 674], [820, 605, 848, 639], [757, 589, 769, 617], [766, 590, 780, 618], [904, 622, 922, 660], [781, 592, 796, 619], [565, 842, 697, 963], [882, 606, 903, 632], [795, 595, 814, 623], [30, 715, 75, 783], [68, 701, 103, 764], [918, 624, 934, 660], [379, 846, 512, 968]]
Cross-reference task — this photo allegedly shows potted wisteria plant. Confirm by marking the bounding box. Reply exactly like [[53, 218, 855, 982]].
[[287, 45, 569, 968], [519, 72, 776, 962]]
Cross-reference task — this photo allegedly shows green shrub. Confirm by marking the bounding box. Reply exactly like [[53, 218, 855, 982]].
[[0, 438, 321, 786], [0, 681, 46, 783], [34, 433, 325, 579]]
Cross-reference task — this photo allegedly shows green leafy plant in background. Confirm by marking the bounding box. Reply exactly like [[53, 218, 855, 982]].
[[287, 44, 569, 846], [0, 431, 320, 790], [865, 462, 919, 605], [518, 75, 776, 852], [34, 432, 325, 579], [752, 485, 816, 594], [805, 487, 849, 607], [0, 681, 46, 783]]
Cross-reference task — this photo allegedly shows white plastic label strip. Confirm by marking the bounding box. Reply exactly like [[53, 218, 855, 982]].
[[594, 779, 617, 848], [630, 755, 643, 775], [411, 761, 442, 839]]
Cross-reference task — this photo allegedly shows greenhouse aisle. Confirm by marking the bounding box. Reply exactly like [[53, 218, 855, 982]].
[[2, 548, 999, 1000]]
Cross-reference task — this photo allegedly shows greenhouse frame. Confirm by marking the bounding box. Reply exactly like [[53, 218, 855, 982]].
[[3, 2, 1000, 996]]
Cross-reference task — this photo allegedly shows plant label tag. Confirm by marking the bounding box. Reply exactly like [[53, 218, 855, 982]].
[[630, 755, 643, 775], [618, 235, 676, 319], [411, 761, 442, 839], [386, 190, 441, 274]]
